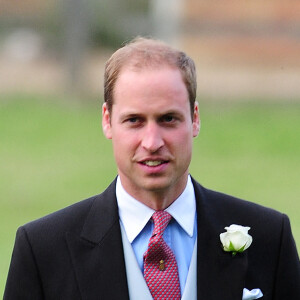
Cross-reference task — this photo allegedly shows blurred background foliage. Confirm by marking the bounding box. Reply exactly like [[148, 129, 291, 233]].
[[0, 0, 299, 296], [1, 0, 300, 97]]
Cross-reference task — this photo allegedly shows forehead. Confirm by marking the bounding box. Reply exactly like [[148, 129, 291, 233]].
[[111, 66, 190, 116]]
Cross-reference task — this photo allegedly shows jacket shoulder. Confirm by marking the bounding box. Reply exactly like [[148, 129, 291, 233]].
[[22, 180, 117, 239], [193, 178, 285, 224], [22, 195, 97, 239]]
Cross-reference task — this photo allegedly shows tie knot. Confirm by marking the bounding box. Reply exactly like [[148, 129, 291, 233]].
[[152, 211, 172, 236]]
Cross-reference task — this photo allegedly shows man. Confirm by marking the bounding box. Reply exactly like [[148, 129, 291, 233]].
[[4, 38, 300, 299]]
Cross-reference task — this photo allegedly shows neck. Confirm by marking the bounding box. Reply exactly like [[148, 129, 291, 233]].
[[119, 175, 189, 210], [136, 191, 178, 210]]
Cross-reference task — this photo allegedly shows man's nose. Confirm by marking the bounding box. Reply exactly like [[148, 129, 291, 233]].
[[141, 123, 164, 153]]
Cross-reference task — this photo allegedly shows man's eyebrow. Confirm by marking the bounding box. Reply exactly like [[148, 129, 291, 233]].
[[160, 110, 185, 118], [119, 112, 144, 120], [120, 111, 143, 116], [162, 110, 182, 115]]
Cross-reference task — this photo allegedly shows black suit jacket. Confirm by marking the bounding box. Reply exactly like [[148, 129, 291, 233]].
[[4, 178, 300, 299]]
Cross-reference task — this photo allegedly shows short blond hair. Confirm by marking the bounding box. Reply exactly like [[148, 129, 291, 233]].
[[104, 37, 197, 118]]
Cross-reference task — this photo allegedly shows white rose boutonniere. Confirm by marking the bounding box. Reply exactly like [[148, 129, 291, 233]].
[[220, 224, 253, 256]]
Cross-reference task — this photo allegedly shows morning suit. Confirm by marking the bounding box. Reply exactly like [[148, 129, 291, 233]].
[[4, 178, 300, 299]]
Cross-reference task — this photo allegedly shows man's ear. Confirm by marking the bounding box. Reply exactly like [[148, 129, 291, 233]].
[[102, 103, 112, 139], [192, 101, 200, 137]]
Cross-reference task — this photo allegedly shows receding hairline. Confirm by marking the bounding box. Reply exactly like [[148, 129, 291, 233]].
[[104, 37, 197, 118], [107, 38, 185, 71]]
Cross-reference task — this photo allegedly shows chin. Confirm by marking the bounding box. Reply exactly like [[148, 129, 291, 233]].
[[139, 178, 174, 193]]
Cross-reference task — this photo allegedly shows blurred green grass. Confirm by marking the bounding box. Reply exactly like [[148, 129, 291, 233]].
[[1, 94, 299, 295]]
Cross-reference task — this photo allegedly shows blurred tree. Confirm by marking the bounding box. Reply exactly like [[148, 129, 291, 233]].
[[62, 0, 90, 92], [149, 0, 183, 45], [90, 0, 150, 48]]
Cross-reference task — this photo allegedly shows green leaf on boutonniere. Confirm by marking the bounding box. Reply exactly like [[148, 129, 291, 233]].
[[238, 243, 247, 253], [229, 242, 237, 256], [228, 241, 235, 252]]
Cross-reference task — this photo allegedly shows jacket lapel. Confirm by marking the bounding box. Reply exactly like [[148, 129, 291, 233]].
[[66, 180, 130, 300], [193, 179, 248, 300]]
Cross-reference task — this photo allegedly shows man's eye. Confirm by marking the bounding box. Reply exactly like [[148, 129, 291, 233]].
[[162, 115, 175, 123], [126, 117, 143, 125], [127, 117, 139, 123]]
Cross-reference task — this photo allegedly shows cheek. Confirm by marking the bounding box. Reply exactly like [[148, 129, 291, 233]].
[[169, 128, 193, 147], [172, 132, 193, 161], [112, 131, 139, 153]]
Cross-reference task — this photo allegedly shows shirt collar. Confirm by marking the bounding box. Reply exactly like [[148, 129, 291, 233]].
[[116, 175, 196, 243]]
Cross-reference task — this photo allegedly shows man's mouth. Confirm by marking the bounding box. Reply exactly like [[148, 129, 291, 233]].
[[141, 160, 167, 167]]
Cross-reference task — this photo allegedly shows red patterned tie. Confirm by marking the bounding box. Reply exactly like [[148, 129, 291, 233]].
[[143, 211, 181, 300]]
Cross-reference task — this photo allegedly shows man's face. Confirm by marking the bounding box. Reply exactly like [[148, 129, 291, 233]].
[[102, 66, 200, 203]]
